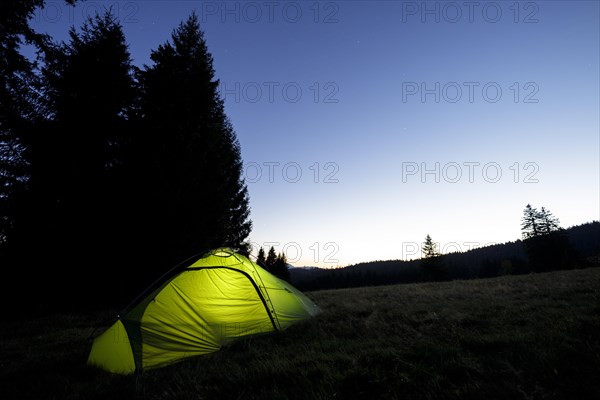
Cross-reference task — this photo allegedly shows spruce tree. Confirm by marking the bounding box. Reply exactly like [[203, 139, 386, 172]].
[[4, 11, 137, 311], [53, 11, 135, 310], [538, 207, 560, 234], [421, 234, 445, 281], [520, 205, 575, 271], [0, 0, 49, 246], [521, 204, 561, 238], [256, 247, 266, 267], [39, 11, 136, 227], [521, 204, 540, 239], [137, 12, 251, 268], [0, 7, 133, 309], [266, 246, 277, 271], [422, 234, 440, 258], [273, 252, 291, 282]]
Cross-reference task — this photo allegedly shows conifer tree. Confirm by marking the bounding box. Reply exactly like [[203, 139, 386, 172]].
[[2, 9, 136, 311], [273, 252, 291, 282], [521, 204, 540, 239], [266, 246, 277, 271], [520, 204, 576, 272], [137, 12, 251, 268], [422, 234, 440, 258], [421, 234, 445, 281], [1, 6, 254, 312], [0, 0, 51, 246], [45, 12, 134, 307], [538, 207, 560, 234], [256, 247, 266, 267]]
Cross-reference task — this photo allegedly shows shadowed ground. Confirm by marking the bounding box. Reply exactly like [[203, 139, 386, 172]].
[[2, 267, 599, 399]]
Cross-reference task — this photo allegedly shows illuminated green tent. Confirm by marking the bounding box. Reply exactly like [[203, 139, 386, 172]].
[[87, 248, 320, 374]]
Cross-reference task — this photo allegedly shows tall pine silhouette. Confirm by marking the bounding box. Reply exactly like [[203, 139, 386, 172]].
[[421, 234, 445, 281], [520, 204, 576, 272], [1, 9, 253, 313], [4, 12, 137, 312], [0, 1, 55, 246], [136, 12, 251, 268], [256, 247, 266, 267]]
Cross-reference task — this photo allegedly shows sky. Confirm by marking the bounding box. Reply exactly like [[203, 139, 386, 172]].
[[28, 1, 599, 267]]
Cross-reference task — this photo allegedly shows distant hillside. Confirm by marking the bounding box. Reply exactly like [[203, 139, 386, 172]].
[[291, 221, 600, 291]]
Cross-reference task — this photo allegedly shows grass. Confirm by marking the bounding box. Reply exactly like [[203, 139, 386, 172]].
[[1, 268, 600, 399]]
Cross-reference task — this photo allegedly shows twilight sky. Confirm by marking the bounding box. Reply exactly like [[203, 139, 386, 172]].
[[29, 1, 599, 267]]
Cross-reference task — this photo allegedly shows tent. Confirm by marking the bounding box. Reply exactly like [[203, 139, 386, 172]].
[[87, 248, 320, 374]]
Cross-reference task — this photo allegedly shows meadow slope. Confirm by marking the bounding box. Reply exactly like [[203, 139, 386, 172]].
[[1, 268, 599, 399]]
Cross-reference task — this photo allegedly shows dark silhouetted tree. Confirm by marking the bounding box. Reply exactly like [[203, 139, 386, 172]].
[[422, 234, 439, 258], [0, 0, 75, 250], [421, 234, 445, 281], [538, 207, 560, 235], [0, 0, 57, 246], [136, 12, 251, 270], [521, 204, 540, 239], [1, 6, 253, 314], [272, 252, 291, 282], [520, 205, 578, 272], [265, 246, 277, 271], [256, 247, 266, 267], [1, 10, 136, 312]]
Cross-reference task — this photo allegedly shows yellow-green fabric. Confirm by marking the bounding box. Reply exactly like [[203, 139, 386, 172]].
[[87, 319, 136, 374], [87, 248, 319, 374]]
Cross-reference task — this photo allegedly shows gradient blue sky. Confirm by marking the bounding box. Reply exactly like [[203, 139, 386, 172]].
[[29, 1, 599, 266]]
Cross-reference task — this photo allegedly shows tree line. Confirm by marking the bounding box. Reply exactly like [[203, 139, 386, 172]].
[[519, 204, 579, 272], [1, 3, 251, 314], [290, 209, 598, 291], [255, 246, 291, 282], [417, 204, 580, 281]]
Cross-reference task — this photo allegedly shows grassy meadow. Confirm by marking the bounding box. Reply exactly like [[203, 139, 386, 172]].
[[1, 268, 599, 399]]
